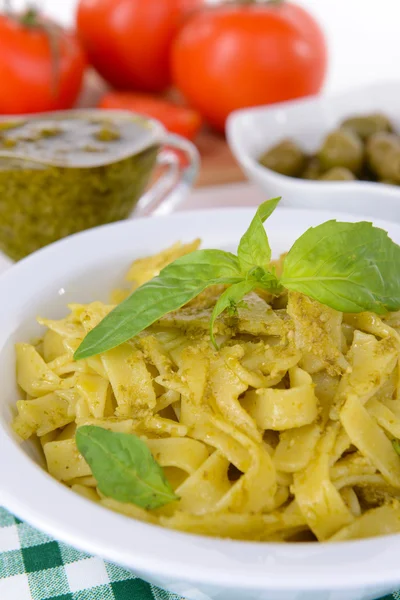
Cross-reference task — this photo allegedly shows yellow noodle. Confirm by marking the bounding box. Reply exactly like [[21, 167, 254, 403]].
[[340, 395, 400, 488], [242, 367, 318, 431], [292, 423, 354, 540], [12, 242, 400, 543], [330, 503, 400, 541]]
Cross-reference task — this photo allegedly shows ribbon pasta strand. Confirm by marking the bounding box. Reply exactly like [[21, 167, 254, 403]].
[[12, 246, 400, 543]]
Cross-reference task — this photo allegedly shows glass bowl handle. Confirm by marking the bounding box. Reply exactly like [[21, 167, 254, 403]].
[[133, 133, 200, 218]]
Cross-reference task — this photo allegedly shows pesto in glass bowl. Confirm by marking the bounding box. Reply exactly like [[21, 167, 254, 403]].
[[0, 110, 163, 260]]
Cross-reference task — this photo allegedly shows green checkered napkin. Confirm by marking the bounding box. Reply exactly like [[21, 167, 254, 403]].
[[0, 506, 398, 600], [0, 507, 183, 600]]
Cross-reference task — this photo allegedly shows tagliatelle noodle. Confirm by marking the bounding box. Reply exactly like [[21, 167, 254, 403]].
[[11, 241, 400, 542]]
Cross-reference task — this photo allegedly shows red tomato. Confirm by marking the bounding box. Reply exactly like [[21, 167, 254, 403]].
[[98, 92, 202, 140], [76, 0, 202, 93], [0, 12, 86, 114], [171, 3, 327, 132]]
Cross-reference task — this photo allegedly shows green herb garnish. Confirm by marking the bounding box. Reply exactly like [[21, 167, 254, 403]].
[[95, 127, 121, 142], [74, 197, 400, 360], [237, 196, 279, 270], [281, 220, 400, 314], [75, 248, 244, 358], [75, 426, 178, 509]]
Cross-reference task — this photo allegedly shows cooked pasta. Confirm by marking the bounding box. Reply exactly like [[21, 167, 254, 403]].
[[12, 240, 400, 542]]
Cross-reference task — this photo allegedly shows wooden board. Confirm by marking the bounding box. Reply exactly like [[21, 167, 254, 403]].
[[77, 70, 246, 188], [194, 128, 246, 187]]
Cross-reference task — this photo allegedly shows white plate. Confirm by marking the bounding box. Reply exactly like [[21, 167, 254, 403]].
[[1, 207, 400, 600], [227, 80, 400, 221]]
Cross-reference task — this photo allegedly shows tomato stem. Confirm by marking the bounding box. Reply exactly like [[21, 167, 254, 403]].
[[20, 7, 39, 27]]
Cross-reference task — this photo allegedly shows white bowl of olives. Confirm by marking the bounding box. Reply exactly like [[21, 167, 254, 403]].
[[227, 80, 400, 221]]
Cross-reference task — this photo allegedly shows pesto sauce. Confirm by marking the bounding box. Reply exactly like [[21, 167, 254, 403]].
[[0, 113, 160, 260]]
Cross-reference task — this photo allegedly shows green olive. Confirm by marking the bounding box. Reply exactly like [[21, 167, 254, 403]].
[[366, 132, 400, 181], [317, 129, 364, 174], [318, 167, 356, 181], [301, 156, 321, 180], [259, 139, 306, 177], [341, 113, 393, 140]]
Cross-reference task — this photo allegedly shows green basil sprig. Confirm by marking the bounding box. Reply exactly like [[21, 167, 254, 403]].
[[75, 248, 243, 358], [237, 196, 280, 271], [76, 426, 178, 509], [281, 220, 400, 314], [75, 197, 400, 360], [209, 279, 256, 348]]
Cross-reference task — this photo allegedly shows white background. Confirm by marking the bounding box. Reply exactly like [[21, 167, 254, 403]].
[[10, 0, 399, 95]]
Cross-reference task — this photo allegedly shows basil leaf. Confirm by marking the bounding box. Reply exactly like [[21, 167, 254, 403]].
[[209, 279, 256, 348], [75, 249, 242, 359], [247, 266, 283, 295], [237, 197, 281, 272], [281, 221, 400, 314], [76, 426, 178, 509]]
